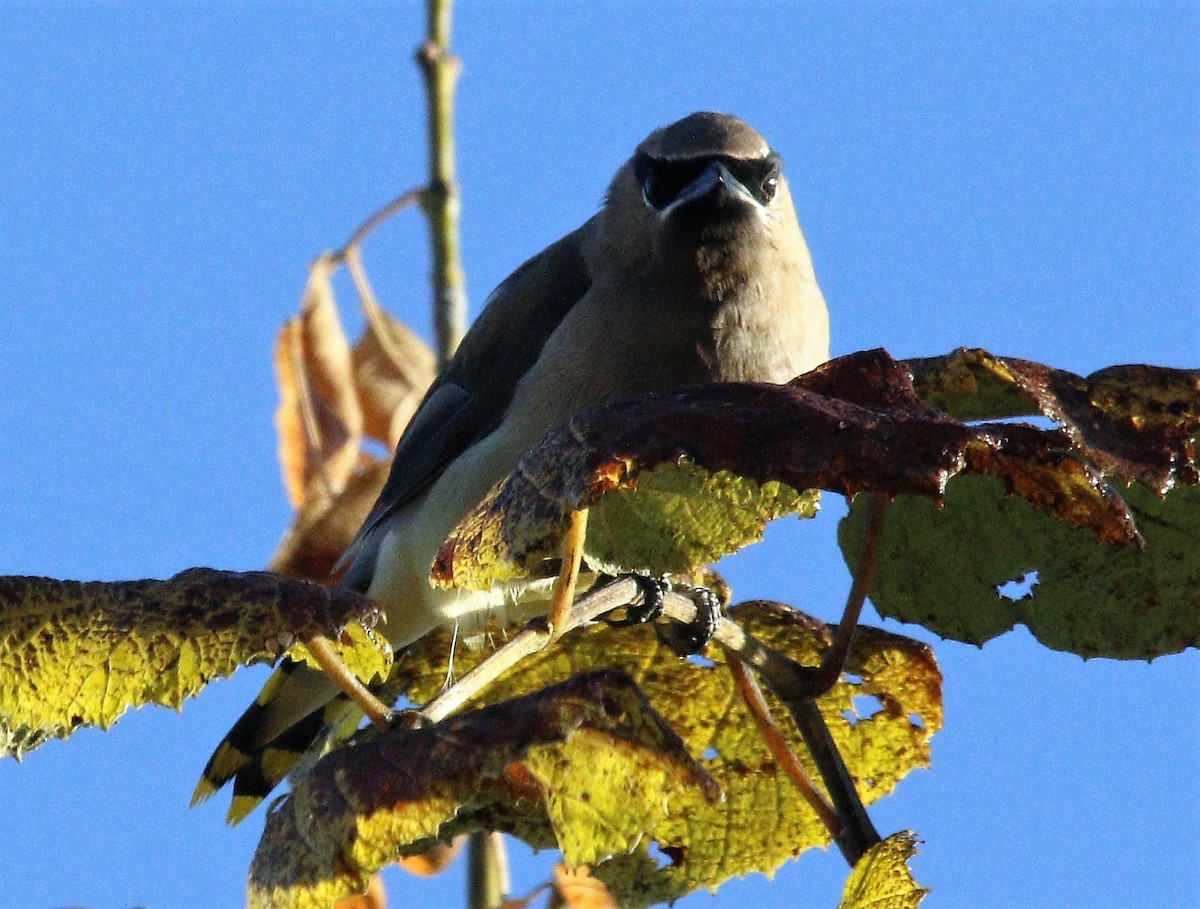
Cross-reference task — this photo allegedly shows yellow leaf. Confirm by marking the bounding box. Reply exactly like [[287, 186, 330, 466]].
[[838, 832, 928, 909], [0, 570, 381, 758]]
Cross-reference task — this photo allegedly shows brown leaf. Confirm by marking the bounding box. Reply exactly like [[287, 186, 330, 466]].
[[247, 671, 717, 909], [275, 255, 364, 508], [435, 350, 1143, 589], [270, 456, 390, 582], [396, 839, 463, 878], [551, 865, 619, 909], [908, 348, 1199, 492], [353, 295, 436, 449], [333, 873, 387, 909]]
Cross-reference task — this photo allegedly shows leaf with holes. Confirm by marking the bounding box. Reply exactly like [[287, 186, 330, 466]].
[[374, 601, 942, 908], [844, 350, 1200, 659]]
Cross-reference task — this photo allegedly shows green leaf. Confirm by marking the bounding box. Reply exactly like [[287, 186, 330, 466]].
[[584, 464, 819, 575], [267, 603, 942, 908], [841, 479, 1200, 659]]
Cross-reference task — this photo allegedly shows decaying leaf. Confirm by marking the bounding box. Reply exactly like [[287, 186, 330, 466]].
[[551, 865, 619, 909], [276, 255, 364, 509], [844, 350, 1200, 659], [0, 569, 382, 758], [247, 671, 716, 909], [270, 255, 436, 584], [270, 457, 391, 582], [352, 292, 436, 449], [261, 602, 941, 908], [435, 349, 1147, 590], [837, 831, 928, 909], [908, 348, 1199, 491], [395, 839, 462, 878], [332, 873, 388, 909]]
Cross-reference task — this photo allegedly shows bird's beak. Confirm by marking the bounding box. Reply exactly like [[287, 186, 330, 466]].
[[661, 161, 757, 218]]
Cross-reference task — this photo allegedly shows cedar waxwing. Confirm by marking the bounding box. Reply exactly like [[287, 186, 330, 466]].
[[194, 111, 830, 822]]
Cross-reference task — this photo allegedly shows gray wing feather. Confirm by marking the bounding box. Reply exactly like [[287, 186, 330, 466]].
[[336, 219, 595, 582]]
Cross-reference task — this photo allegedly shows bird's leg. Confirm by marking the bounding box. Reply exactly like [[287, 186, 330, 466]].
[[547, 507, 589, 639], [302, 633, 394, 730]]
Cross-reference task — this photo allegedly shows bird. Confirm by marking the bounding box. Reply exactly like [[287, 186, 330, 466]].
[[193, 111, 830, 823]]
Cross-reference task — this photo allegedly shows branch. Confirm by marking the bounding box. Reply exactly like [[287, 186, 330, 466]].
[[417, 0, 466, 365]]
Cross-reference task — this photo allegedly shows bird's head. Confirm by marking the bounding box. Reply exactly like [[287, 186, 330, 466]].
[[600, 112, 801, 281]]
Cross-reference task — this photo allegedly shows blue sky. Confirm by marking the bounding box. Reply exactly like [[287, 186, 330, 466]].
[[1, 3, 1197, 908]]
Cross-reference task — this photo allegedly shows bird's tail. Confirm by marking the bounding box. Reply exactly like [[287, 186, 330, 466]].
[[191, 657, 359, 825]]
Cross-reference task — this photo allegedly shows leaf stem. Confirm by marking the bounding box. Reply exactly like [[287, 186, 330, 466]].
[[810, 491, 888, 695]]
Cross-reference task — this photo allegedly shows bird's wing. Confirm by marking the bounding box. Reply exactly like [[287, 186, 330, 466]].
[[337, 219, 595, 577]]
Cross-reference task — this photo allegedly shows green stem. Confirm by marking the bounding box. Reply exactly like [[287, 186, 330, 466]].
[[467, 831, 508, 909], [417, 0, 466, 365]]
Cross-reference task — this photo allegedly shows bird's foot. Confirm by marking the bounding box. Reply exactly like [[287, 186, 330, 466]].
[[601, 573, 722, 657]]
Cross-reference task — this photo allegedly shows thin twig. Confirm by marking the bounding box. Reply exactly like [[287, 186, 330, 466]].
[[288, 254, 343, 504], [726, 655, 839, 833], [333, 187, 428, 260], [415, 3, 483, 902], [420, 576, 642, 724], [417, 0, 466, 365], [414, 572, 882, 865], [467, 831, 509, 909], [344, 245, 432, 388], [786, 695, 880, 865]]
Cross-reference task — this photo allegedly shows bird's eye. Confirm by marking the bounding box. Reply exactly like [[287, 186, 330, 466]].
[[641, 174, 662, 208], [759, 175, 778, 203], [635, 152, 706, 210]]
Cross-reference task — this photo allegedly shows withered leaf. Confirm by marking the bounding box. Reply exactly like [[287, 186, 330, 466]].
[[551, 864, 619, 909], [272, 260, 435, 584], [908, 348, 1199, 492], [435, 349, 1143, 590], [270, 456, 391, 583], [276, 256, 365, 508], [0, 569, 381, 758], [352, 294, 436, 449], [247, 671, 715, 909]]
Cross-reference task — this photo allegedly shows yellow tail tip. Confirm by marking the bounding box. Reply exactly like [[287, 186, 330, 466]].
[[226, 794, 262, 826], [189, 779, 218, 808]]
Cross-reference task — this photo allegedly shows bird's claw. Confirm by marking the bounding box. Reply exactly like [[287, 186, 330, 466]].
[[656, 583, 722, 657], [603, 573, 669, 626], [602, 574, 722, 657]]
